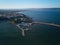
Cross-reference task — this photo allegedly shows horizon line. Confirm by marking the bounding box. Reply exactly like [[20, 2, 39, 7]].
[[0, 7, 60, 10]]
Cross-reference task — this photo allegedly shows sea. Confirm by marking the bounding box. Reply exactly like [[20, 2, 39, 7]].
[[0, 8, 60, 45]]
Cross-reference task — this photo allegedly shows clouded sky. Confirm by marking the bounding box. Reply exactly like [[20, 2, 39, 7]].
[[0, 0, 60, 9]]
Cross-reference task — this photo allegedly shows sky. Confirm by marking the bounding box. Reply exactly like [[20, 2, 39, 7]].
[[0, 0, 60, 9]]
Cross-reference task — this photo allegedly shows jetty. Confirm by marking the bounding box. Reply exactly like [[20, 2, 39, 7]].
[[32, 22, 60, 27]]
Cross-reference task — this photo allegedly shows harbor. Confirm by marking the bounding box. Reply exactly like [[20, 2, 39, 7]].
[[0, 11, 60, 37]]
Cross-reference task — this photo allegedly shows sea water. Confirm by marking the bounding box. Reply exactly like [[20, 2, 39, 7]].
[[0, 9, 60, 45]]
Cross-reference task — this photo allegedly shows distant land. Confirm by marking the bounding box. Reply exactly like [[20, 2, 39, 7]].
[[0, 8, 60, 13], [26, 8, 60, 10]]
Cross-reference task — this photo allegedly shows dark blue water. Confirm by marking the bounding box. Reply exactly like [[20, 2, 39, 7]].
[[0, 9, 60, 45]]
